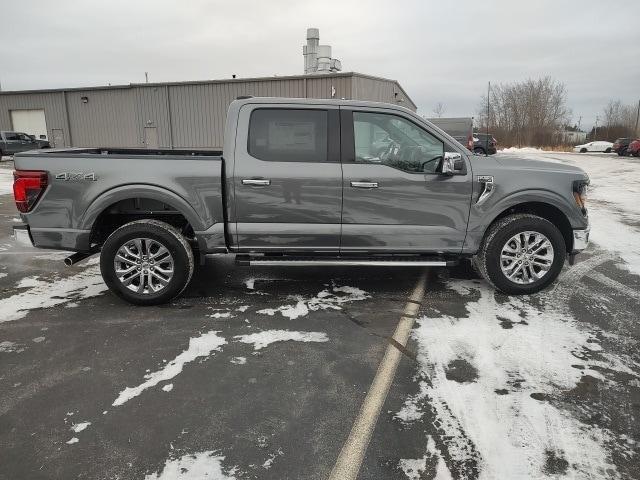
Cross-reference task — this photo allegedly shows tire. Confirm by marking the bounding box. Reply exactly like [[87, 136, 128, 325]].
[[580, 148, 587, 153], [473, 147, 485, 155], [473, 214, 566, 295], [100, 220, 194, 305], [605, 147, 612, 153], [618, 149, 626, 156]]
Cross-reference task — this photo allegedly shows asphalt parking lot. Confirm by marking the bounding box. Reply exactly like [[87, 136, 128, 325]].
[[1, 152, 639, 480]]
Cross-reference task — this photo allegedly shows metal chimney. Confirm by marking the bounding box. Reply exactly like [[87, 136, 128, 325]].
[[303, 28, 341, 74]]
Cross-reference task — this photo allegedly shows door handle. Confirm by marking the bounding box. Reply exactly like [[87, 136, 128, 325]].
[[242, 179, 271, 186], [351, 181, 378, 189]]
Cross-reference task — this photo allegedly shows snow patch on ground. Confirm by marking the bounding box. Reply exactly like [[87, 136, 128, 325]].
[[230, 356, 246, 365], [0, 340, 25, 353], [0, 267, 107, 323], [144, 451, 237, 480], [161, 383, 173, 392], [399, 436, 452, 480], [244, 279, 255, 290], [398, 280, 622, 479], [66, 437, 79, 445], [234, 330, 328, 351], [499, 146, 547, 153], [257, 284, 369, 319], [71, 421, 91, 433], [208, 310, 233, 319], [112, 331, 226, 406]]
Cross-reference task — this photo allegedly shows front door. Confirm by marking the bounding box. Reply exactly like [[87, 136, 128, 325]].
[[340, 109, 472, 253], [232, 104, 342, 251], [2, 132, 22, 154]]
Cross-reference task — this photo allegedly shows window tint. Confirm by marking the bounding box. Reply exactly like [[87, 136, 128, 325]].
[[18, 133, 33, 141], [249, 109, 328, 162], [353, 112, 444, 173], [4, 132, 20, 141]]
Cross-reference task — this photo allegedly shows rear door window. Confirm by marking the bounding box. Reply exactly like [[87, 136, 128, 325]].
[[248, 109, 328, 162]]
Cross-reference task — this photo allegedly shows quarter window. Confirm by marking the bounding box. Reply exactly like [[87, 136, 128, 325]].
[[248, 109, 328, 162], [353, 112, 444, 173]]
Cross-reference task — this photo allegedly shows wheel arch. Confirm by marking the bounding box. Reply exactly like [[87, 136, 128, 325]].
[[482, 201, 574, 252], [81, 185, 206, 246]]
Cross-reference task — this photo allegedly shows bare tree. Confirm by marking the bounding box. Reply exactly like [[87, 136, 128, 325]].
[[592, 99, 638, 141], [432, 102, 446, 118], [477, 77, 570, 147]]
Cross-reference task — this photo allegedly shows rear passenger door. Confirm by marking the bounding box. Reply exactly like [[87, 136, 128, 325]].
[[232, 104, 342, 251], [2, 132, 22, 154]]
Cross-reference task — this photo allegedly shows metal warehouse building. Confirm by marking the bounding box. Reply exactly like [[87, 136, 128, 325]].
[[0, 72, 415, 150]]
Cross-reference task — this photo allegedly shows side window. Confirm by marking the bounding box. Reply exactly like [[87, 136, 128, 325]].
[[4, 132, 20, 141], [18, 133, 33, 142], [353, 112, 444, 173], [248, 109, 328, 162]]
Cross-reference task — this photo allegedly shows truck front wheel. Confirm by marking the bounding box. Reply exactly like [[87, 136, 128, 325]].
[[100, 220, 194, 305], [473, 214, 566, 294]]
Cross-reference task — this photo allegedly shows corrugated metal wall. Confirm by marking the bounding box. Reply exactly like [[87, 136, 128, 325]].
[[0, 73, 413, 149]]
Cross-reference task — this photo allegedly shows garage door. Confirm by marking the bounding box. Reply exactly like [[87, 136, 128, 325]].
[[10, 109, 48, 140]]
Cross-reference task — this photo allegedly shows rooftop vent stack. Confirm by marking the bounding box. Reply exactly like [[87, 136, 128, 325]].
[[304, 28, 319, 74], [303, 28, 341, 74], [316, 45, 332, 73]]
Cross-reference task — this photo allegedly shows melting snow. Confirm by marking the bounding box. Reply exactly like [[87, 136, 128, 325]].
[[399, 436, 452, 480], [162, 383, 173, 392], [0, 340, 25, 353], [144, 451, 237, 480], [0, 267, 107, 323], [0, 167, 13, 196], [66, 437, 79, 445], [230, 356, 247, 365], [71, 421, 91, 433], [399, 280, 623, 479], [257, 285, 369, 319], [234, 330, 328, 350], [112, 331, 226, 406], [244, 279, 255, 290]]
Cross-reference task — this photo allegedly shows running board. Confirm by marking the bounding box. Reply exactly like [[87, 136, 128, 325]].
[[235, 255, 457, 267]]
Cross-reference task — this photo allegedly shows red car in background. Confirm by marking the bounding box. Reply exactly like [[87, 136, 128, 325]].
[[628, 139, 640, 157]]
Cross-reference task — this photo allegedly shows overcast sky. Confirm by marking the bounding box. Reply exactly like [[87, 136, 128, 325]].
[[2, 0, 638, 129]]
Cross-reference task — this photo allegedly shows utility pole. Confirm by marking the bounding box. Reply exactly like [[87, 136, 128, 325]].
[[635, 99, 640, 135], [594, 116, 599, 140], [577, 115, 582, 131], [145, 72, 149, 83], [486, 81, 490, 157]]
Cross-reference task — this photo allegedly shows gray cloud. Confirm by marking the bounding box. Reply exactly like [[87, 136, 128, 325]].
[[2, 0, 638, 129]]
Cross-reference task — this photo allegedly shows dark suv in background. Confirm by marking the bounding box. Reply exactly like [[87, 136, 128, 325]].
[[612, 137, 632, 156], [0, 131, 50, 158], [473, 132, 497, 155]]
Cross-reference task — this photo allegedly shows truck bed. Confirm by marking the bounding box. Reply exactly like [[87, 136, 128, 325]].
[[14, 148, 226, 252]]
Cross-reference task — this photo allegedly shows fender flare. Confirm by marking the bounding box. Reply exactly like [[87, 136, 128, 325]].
[[80, 184, 206, 232]]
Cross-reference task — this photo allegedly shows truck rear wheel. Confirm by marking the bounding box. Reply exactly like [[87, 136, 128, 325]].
[[100, 220, 194, 305], [473, 214, 566, 295]]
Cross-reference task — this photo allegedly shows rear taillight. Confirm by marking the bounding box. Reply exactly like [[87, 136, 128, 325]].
[[13, 170, 48, 213], [467, 135, 474, 151]]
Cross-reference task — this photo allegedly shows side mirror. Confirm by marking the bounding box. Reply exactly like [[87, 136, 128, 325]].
[[441, 152, 463, 175]]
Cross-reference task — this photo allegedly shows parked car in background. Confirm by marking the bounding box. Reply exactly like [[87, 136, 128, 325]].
[[573, 141, 613, 153], [0, 131, 50, 158], [627, 139, 640, 157], [612, 138, 632, 156], [428, 117, 474, 151], [473, 132, 497, 155]]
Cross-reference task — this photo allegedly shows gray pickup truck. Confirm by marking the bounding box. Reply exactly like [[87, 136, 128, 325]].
[[12, 97, 590, 304]]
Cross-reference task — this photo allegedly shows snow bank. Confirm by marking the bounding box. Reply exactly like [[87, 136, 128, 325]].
[[0, 166, 13, 196], [144, 451, 237, 480], [112, 330, 226, 406], [398, 280, 624, 479], [498, 147, 547, 153], [234, 330, 328, 350]]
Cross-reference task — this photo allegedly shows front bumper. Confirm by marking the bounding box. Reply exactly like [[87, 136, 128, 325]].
[[572, 226, 590, 252], [12, 225, 34, 247]]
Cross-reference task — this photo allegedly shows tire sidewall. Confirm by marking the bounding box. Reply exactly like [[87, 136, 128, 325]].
[[485, 217, 566, 294], [100, 222, 192, 305]]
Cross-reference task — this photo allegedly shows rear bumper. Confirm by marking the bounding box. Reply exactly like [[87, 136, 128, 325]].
[[572, 226, 590, 252], [12, 225, 34, 247]]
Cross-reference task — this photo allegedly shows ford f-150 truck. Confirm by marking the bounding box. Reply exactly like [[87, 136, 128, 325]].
[[11, 97, 590, 305]]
